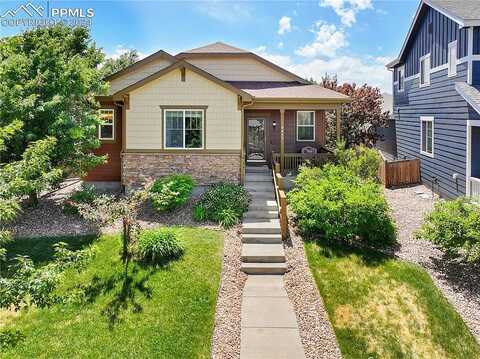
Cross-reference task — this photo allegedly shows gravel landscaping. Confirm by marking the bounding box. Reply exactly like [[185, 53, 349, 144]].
[[384, 184, 480, 342], [284, 217, 342, 359], [211, 226, 247, 359], [9, 180, 219, 238]]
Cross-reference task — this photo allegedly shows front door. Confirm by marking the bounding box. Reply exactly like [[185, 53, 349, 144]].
[[247, 118, 266, 161]]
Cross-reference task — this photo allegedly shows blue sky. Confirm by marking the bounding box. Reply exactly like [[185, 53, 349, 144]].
[[0, 0, 420, 93]]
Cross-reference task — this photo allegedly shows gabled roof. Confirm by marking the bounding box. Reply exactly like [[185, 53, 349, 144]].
[[176, 42, 308, 84], [112, 59, 252, 100], [386, 0, 480, 69], [456, 82, 480, 115], [104, 49, 176, 81], [182, 41, 248, 54]]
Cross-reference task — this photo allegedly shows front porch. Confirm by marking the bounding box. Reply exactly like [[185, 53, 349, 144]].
[[241, 104, 342, 179]]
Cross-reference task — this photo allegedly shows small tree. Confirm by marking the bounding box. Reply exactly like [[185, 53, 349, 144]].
[[1, 137, 63, 206], [321, 75, 390, 148], [100, 49, 139, 78], [76, 188, 149, 268]]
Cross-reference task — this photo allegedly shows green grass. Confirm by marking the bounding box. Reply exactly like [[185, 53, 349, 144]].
[[1, 227, 224, 358], [305, 240, 480, 359]]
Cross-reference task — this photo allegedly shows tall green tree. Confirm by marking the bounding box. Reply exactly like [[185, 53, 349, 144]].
[[100, 49, 139, 78], [0, 24, 107, 175]]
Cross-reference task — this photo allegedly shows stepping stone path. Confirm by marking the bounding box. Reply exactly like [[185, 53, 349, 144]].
[[240, 165, 306, 359]]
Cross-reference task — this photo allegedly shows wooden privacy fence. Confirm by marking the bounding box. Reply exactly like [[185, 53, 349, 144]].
[[378, 152, 421, 188], [272, 152, 334, 172], [272, 161, 288, 240]]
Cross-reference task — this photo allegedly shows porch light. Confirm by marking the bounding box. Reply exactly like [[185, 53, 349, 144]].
[[273, 120, 276, 128]]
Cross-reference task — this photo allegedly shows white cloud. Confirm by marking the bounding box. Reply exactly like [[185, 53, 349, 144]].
[[253, 47, 393, 93], [106, 45, 147, 60], [196, 1, 251, 23], [319, 0, 373, 27], [278, 41, 284, 49], [295, 21, 347, 58], [278, 16, 292, 35]]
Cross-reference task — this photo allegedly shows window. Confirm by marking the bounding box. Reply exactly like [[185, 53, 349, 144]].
[[420, 116, 434, 157], [164, 109, 203, 149], [420, 54, 430, 87], [98, 109, 114, 140], [448, 41, 457, 77], [398, 66, 404, 92], [296, 111, 315, 141]]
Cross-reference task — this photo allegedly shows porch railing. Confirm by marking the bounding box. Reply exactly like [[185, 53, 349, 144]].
[[272, 161, 288, 240], [469, 177, 480, 198], [272, 152, 335, 172]]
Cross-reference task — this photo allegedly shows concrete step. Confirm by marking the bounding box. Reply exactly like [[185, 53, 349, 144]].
[[249, 199, 278, 211], [243, 219, 281, 234], [244, 210, 278, 219], [246, 166, 269, 173], [241, 243, 285, 263], [241, 262, 287, 275], [246, 173, 272, 182], [246, 183, 274, 193], [249, 192, 276, 200], [242, 234, 282, 244]]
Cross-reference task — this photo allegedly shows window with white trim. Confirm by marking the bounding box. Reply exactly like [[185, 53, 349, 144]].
[[296, 111, 315, 141], [164, 109, 204, 149], [398, 66, 404, 92], [448, 41, 457, 77], [98, 109, 115, 140], [420, 116, 434, 157], [420, 54, 430, 87]]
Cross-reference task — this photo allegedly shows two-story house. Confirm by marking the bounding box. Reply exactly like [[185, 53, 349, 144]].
[[387, 0, 480, 198]]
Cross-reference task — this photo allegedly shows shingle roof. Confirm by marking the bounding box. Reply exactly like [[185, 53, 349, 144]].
[[229, 82, 351, 102], [426, 0, 480, 23], [181, 42, 248, 54], [455, 82, 480, 115]]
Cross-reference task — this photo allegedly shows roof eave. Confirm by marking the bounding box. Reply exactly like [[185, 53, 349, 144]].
[[104, 50, 176, 82], [111, 59, 253, 101]]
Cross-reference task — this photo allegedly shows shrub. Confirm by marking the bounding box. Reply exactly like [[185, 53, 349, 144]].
[[288, 164, 395, 246], [194, 183, 249, 228], [335, 141, 381, 181], [0, 329, 25, 350], [136, 228, 184, 264], [417, 198, 480, 262], [63, 184, 97, 215], [150, 174, 195, 212]]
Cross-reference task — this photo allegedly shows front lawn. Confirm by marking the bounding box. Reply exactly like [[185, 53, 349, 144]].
[[1, 227, 223, 358], [305, 240, 480, 359]]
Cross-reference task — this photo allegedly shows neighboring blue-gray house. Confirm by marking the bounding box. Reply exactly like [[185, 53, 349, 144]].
[[387, 0, 480, 198]]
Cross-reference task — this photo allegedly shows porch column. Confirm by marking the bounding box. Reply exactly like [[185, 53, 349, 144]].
[[336, 105, 341, 141], [280, 108, 285, 172]]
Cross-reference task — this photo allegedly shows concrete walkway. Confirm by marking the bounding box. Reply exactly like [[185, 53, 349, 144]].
[[240, 165, 306, 359]]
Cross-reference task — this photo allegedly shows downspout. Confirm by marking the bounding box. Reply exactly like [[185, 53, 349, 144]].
[[240, 98, 255, 185]]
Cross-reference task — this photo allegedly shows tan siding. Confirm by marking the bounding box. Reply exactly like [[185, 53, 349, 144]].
[[108, 58, 172, 95], [126, 68, 241, 150], [187, 57, 294, 82]]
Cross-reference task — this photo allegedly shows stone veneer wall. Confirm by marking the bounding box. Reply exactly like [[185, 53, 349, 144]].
[[122, 152, 241, 188]]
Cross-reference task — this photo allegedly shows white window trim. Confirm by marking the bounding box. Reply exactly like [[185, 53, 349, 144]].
[[296, 111, 315, 142], [447, 40, 457, 77], [397, 65, 405, 92], [163, 109, 205, 150], [98, 109, 115, 141], [419, 53, 431, 88], [420, 116, 434, 158]]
